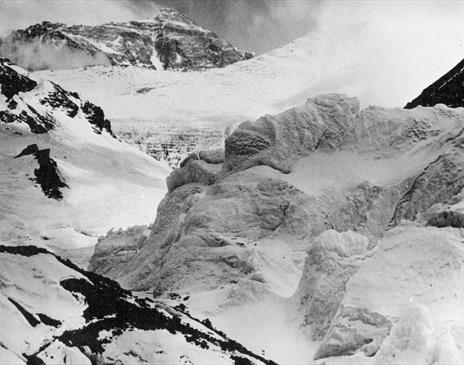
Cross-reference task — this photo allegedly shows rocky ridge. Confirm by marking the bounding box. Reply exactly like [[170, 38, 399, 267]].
[[0, 58, 168, 258], [0, 244, 275, 364], [0, 8, 252, 71], [406, 57, 464, 109]]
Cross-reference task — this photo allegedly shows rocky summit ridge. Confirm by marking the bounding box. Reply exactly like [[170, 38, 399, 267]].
[[0, 8, 253, 71]]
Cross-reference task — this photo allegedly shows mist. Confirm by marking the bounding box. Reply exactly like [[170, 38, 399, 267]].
[[0, 40, 111, 71], [0, 0, 153, 36], [308, 1, 464, 107]]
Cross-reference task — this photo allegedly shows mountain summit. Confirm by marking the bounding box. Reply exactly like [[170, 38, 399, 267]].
[[0, 8, 253, 71]]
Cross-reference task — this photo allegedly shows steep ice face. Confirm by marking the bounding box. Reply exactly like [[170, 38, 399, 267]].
[[0, 59, 169, 264], [0, 8, 252, 71]]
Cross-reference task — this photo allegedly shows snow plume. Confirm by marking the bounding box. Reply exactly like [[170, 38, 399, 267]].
[[0, 0, 146, 70], [0, 0, 149, 36], [297, 0, 464, 108], [0, 39, 111, 71]]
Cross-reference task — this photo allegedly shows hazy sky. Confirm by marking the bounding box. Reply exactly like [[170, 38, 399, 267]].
[[154, 0, 321, 53], [1, 0, 464, 107]]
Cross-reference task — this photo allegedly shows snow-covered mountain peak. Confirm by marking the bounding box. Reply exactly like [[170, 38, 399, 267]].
[[151, 7, 204, 30], [0, 8, 252, 71]]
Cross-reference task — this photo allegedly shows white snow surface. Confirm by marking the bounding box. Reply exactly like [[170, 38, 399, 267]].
[[37, 341, 91, 365], [0, 252, 87, 358], [33, 34, 327, 131], [0, 71, 169, 262], [101, 329, 237, 365]]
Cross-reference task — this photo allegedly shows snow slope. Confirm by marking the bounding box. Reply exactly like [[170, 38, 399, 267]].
[[33, 16, 456, 139], [0, 245, 274, 365], [0, 58, 169, 266], [33, 33, 328, 133]]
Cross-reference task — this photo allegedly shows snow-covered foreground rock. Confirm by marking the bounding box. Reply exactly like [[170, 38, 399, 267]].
[[0, 58, 168, 266], [310, 224, 464, 365], [91, 94, 464, 363], [0, 245, 274, 364]]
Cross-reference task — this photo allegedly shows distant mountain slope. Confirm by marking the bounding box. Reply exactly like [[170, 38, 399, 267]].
[[0, 8, 252, 71], [0, 244, 274, 365], [0, 58, 168, 265], [35, 33, 325, 130], [405, 58, 464, 109], [32, 33, 323, 169]]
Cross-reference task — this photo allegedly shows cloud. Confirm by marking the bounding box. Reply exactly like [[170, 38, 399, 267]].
[[153, 0, 321, 54], [0, 0, 154, 70], [298, 0, 464, 107], [0, 0, 151, 36], [0, 39, 111, 70]]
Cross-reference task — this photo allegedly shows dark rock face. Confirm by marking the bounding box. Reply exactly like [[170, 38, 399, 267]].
[[426, 210, 464, 228], [15, 143, 39, 158], [15, 144, 68, 200], [0, 57, 37, 98], [7, 297, 41, 327], [406, 58, 464, 108], [82, 101, 114, 136], [40, 83, 79, 118], [33, 148, 68, 200], [0, 58, 117, 136], [1, 8, 253, 71]]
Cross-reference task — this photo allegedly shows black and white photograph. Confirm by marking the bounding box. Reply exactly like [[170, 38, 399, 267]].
[[1, 0, 464, 364]]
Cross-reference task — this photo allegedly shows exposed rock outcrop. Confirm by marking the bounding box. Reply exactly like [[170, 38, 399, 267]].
[[0, 59, 168, 259], [16, 145, 68, 200], [406, 57, 464, 108], [0, 57, 116, 136], [0, 58, 37, 98]]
